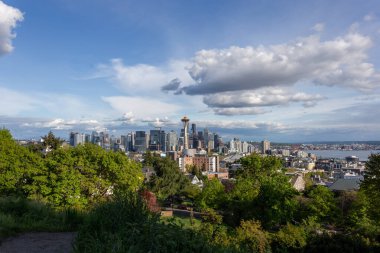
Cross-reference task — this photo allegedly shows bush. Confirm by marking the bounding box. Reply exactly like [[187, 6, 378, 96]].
[[0, 196, 84, 239], [74, 193, 237, 253]]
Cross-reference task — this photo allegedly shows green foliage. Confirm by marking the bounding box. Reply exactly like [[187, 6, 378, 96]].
[[305, 233, 379, 253], [253, 175, 298, 228], [0, 130, 143, 210], [271, 223, 307, 252], [42, 131, 64, 150], [186, 164, 204, 179], [181, 183, 201, 200], [0, 196, 83, 239], [222, 177, 260, 226], [361, 154, 380, 220], [238, 153, 282, 178], [196, 179, 225, 210], [31, 143, 143, 209], [306, 185, 338, 223], [234, 220, 270, 253], [0, 129, 43, 195], [74, 193, 236, 253], [347, 190, 380, 243], [148, 156, 191, 200]]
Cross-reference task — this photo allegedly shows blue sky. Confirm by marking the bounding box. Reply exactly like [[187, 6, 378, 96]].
[[1, 0, 380, 142]]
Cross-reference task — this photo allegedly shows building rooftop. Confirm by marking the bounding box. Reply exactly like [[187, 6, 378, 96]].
[[329, 178, 362, 191]]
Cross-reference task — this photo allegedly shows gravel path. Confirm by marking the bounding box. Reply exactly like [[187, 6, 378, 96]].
[[0, 232, 76, 253]]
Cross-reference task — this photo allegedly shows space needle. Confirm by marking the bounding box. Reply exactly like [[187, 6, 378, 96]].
[[181, 116, 190, 150]]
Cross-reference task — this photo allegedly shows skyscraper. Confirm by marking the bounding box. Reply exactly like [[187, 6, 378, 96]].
[[149, 129, 166, 151], [135, 131, 148, 152], [262, 140, 270, 154], [166, 130, 178, 151]]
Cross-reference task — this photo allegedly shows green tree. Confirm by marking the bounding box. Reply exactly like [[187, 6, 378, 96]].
[[149, 157, 190, 200], [272, 223, 307, 252], [306, 185, 338, 223], [28, 143, 143, 209], [238, 153, 282, 178], [223, 177, 260, 226], [0, 129, 43, 196], [254, 174, 298, 228], [361, 154, 380, 220], [234, 220, 270, 253], [195, 179, 225, 210], [41, 131, 64, 150]]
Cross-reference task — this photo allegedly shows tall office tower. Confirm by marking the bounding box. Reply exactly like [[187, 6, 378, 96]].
[[242, 141, 249, 153], [69, 132, 85, 147], [84, 134, 91, 143], [135, 131, 148, 152], [191, 123, 197, 136], [127, 132, 135, 151], [235, 138, 242, 153], [91, 131, 101, 146], [261, 140, 271, 154], [121, 135, 127, 149], [69, 132, 75, 146], [149, 129, 166, 151], [191, 123, 198, 148], [203, 128, 209, 148], [181, 116, 190, 149], [166, 130, 178, 151]]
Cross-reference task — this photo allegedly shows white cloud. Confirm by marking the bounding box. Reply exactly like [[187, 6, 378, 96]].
[[97, 58, 193, 96], [101, 96, 181, 118], [312, 23, 325, 32], [0, 87, 38, 114], [212, 107, 269, 116], [0, 86, 102, 119], [203, 88, 324, 109], [0, 1, 23, 55], [363, 13, 375, 22], [182, 32, 379, 94], [22, 118, 103, 131]]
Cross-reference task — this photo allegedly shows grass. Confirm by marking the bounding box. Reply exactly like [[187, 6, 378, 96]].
[[0, 195, 84, 240], [160, 216, 202, 229]]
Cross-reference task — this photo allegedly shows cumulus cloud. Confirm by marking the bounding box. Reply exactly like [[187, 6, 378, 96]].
[[181, 32, 379, 95], [22, 118, 103, 131], [161, 78, 181, 92], [203, 88, 324, 109], [312, 23, 325, 32], [97, 59, 192, 96], [0, 1, 23, 55], [212, 107, 269, 116]]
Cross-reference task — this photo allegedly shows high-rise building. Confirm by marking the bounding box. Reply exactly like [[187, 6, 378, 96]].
[[135, 131, 148, 152], [242, 141, 249, 153], [166, 130, 178, 151], [261, 140, 271, 154], [149, 129, 165, 151], [69, 132, 85, 146], [191, 123, 198, 148], [203, 128, 209, 148], [127, 132, 135, 151]]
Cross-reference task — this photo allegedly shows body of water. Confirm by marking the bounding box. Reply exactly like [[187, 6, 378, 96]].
[[305, 150, 380, 161]]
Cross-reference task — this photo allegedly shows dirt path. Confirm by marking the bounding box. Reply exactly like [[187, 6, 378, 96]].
[[0, 232, 76, 253]]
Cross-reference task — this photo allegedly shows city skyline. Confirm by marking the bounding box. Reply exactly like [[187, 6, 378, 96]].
[[1, 0, 380, 142]]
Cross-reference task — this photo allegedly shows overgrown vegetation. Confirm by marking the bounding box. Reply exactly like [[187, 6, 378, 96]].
[[1, 129, 380, 252], [0, 196, 83, 239]]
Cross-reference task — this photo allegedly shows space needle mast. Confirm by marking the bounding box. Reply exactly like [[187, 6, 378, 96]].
[[181, 116, 190, 150]]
